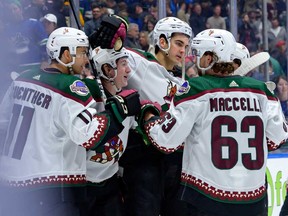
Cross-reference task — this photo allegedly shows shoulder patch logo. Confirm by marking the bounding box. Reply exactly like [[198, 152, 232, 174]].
[[176, 81, 190, 96], [229, 80, 239, 87], [70, 80, 89, 96]]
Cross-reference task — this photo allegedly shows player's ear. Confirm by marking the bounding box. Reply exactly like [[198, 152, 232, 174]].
[[159, 37, 168, 49], [62, 50, 72, 62]]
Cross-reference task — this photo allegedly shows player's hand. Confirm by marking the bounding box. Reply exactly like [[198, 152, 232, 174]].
[[105, 89, 141, 123], [137, 100, 161, 127], [89, 14, 128, 51], [135, 100, 161, 146]]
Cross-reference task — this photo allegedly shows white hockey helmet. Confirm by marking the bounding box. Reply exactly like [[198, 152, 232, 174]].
[[91, 47, 129, 80], [191, 29, 236, 70], [231, 42, 250, 60], [46, 27, 89, 67], [153, 17, 193, 52]]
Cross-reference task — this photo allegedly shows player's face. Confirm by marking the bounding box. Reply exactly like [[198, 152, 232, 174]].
[[168, 34, 190, 65], [73, 47, 89, 74], [114, 57, 131, 89], [7, 3, 22, 22]]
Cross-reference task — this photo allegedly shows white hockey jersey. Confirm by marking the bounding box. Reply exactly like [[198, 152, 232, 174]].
[[146, 75, 288, 204], [86, 116, 135, 183], [125, 48, 185, 108], [0, 68, 115, 188]]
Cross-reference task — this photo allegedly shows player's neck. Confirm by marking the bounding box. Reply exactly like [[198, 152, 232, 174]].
[[155, 52, 175, 71], [49, 63, 69, 74], [102, 80, 117, 96]]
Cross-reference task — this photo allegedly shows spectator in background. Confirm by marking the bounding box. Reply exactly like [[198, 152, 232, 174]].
[[40, 13, 57, 35], [142, 14, 157, 43], [268, 17, 287, 53], [149, 5, 159, 20], [271, 40, 287, 74], [177, 2, 187, 22], [200, 1, 213, 19], [116, 1, 129, 23], [84, 2, 104, 37], [117, 1, 128, 14], [206, 4, 226, 29], [242, 0, 260, 13], [184, 2, 193, 23], [47, 0, 68, 27], [124, 23, 141, 49], [23, 0, 48, 20], [212, 0, 230, 17], [128, 3, 149, 31], [273, 75, 288, 120], [4, 0, 48, 73], [238, 13, 259, 52], [139, 31, 155, 55], [169, 0, 179, 17], [106, 0, 119, 15], [247, 10, 263, 45], [270, 56, 285, 76], [189, 3, 206, 35]]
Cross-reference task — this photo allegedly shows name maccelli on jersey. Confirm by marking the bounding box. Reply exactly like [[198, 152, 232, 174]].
[[210, 97, 262, 112]]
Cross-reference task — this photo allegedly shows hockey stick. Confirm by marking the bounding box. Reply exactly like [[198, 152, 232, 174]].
[[233, 52, 276, 93], [181, 45, 190, 80], [68, 0, 107, 103], [234, 52, 270, 76], [181, 55, 185, 80]]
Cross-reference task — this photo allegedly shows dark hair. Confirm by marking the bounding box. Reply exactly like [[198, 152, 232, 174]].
[[272, 75, 288, 95], [51, 46, 69, 63], [91, 2, 104, 10], [212, 62, 235, 74], [233, 58, 242, 66], [154, 34, 168, 54]]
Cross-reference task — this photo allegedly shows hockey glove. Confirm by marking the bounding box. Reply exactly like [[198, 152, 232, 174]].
[[136, 100, 161, 145], [105, 89, 141, 123], [89, 14, 128, 51]]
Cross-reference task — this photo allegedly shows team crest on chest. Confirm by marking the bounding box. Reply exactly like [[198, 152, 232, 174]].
[[90, 136, 123, 164], [163, 80, 177, 103], [70, 80, 89, 96]]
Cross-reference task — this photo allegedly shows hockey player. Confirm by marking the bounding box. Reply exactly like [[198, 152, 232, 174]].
[[80, 47, 160, 216], [0, 27, 141, 216], [117, 17, 194, 216], [143, 29, 288, 216]]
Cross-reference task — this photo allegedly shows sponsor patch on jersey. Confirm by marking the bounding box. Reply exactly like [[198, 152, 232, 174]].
[[70, 80, 89, 96], [176, 81, 190, 96]]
